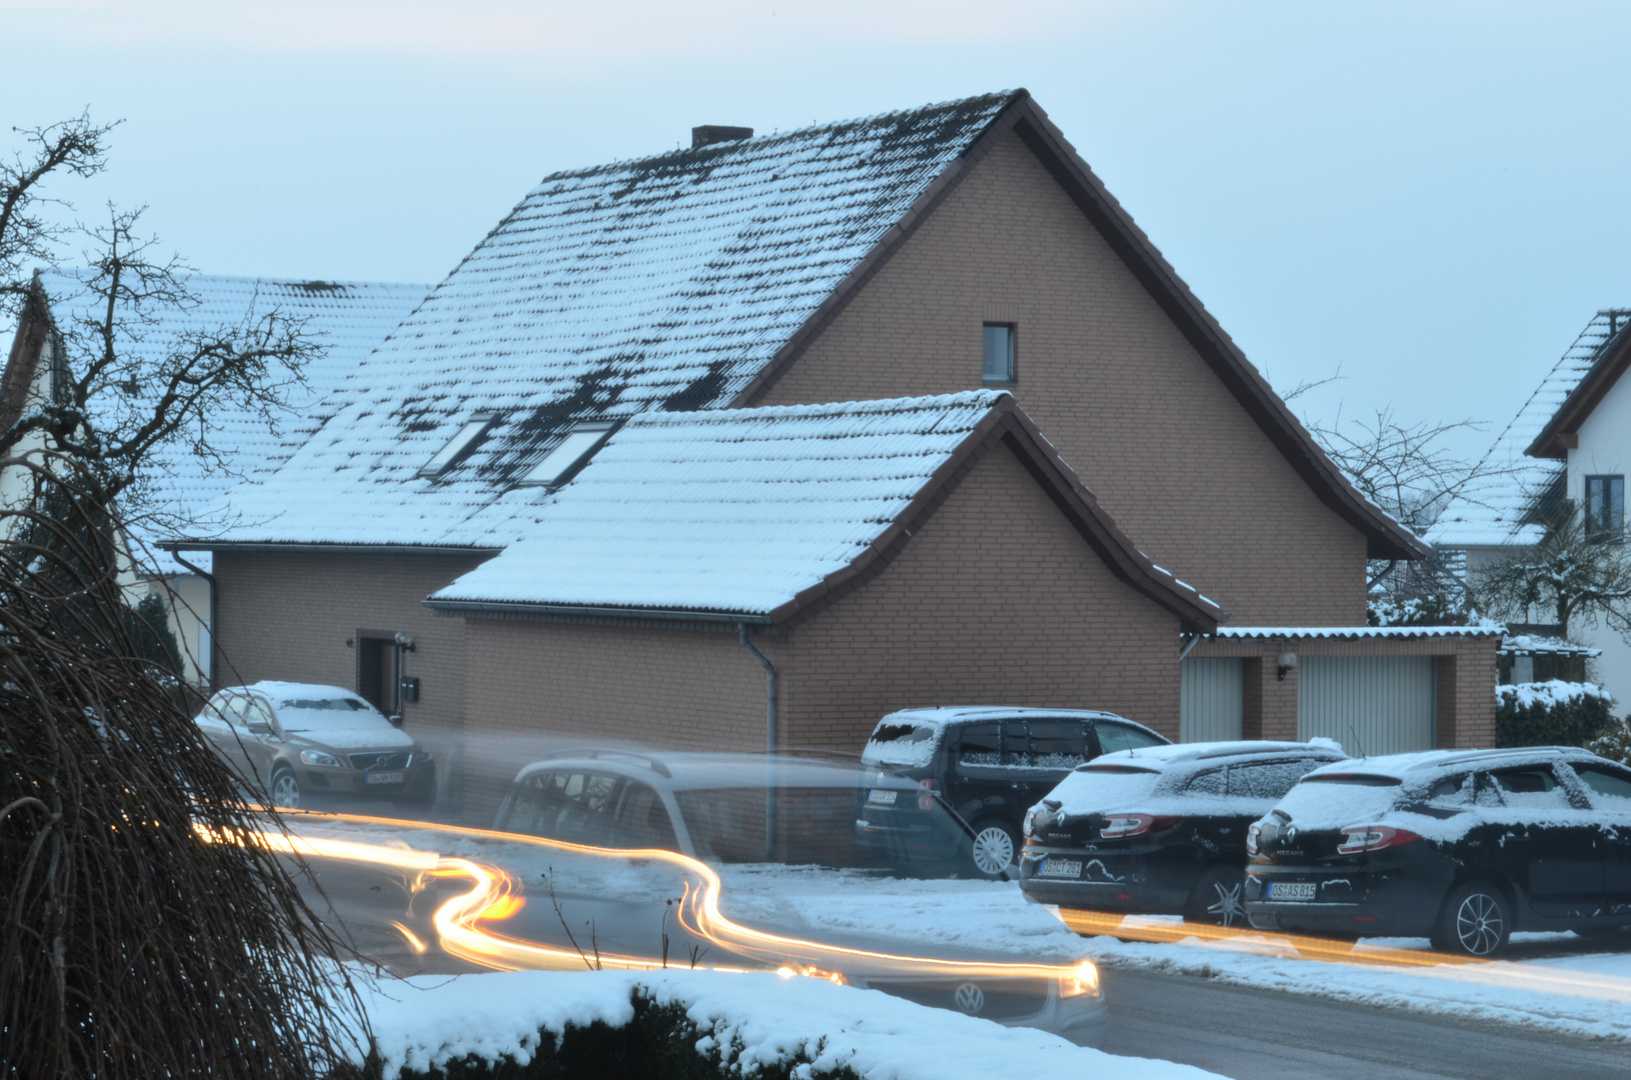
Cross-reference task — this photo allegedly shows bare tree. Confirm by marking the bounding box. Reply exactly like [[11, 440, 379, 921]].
[[1475, 503, 1631, 640], [2, 113, 315, 514]]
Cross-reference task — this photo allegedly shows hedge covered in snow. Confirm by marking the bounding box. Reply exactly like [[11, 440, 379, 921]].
[[1495, 680, 1615, 749], [335, 970, 1215, 1080]]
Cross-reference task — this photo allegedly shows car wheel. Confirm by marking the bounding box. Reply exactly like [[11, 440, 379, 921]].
[[270, 767, 302, 810], [965, 819, 1018, 879], [1434, 880, 1511, 958], [1187, 864, 1248, 927]]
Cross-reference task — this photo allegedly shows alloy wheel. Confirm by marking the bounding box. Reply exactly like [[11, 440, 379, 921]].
[[271, 771, 301, 810], [1454, 892, 1504, 956], [970, 825, 1015, 877], [1206, 879, 1247, 927]]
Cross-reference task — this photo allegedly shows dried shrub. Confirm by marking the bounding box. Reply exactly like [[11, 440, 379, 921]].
[[0, 455, 368, 1080]]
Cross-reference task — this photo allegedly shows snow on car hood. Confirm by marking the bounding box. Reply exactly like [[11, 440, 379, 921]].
[[275, 704, 414, 749]]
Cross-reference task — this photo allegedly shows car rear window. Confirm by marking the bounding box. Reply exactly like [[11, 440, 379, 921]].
[[1048, 764, 1161, 815], [862, 721, 942, 768], [1274, 773, 1403, 828]]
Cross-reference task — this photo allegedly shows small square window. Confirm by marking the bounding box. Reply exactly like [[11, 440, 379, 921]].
[[1585, 475, 1624, 541], [983, 323, 1016, 383]]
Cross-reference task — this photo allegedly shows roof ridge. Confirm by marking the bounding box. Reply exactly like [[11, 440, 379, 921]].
[[530, 90, 1024, 183], [627, 389, 1009, 428]]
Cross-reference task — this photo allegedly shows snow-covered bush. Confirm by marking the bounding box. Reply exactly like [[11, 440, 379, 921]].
[[1588, 717, 1631, 767], [1495, 680, 1615, 750], [1367, 594, 1471, 628]]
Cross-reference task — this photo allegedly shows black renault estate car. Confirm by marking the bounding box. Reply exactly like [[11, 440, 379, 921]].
[[855, 707, 1169, 878], [1018, 741, 1347, 924], [1245, 747, 1631, 957]]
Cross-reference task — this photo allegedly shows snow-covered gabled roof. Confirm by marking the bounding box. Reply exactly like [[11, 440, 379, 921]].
[[189, 93, 1019, 549], [1210, 625, 1504, 640], [26, 271, 429, 573], [424, 391, 1223, 629], [1428, 310, 1630, 549]]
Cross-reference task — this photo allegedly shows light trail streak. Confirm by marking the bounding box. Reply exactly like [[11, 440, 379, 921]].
[[254, 810, 1100, 988]]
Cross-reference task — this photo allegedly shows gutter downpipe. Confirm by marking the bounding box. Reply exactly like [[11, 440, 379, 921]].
[[738, 623, 777, 861], [170, 552, 217, 691]]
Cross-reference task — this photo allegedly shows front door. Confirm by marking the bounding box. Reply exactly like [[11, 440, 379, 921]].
[[1568, 761, 1631, 914], [357, 637, 398, 716]]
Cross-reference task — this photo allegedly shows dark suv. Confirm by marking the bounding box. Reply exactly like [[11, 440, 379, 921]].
[[855, 707, 1169, 878], [1018, 741, 1347, 925], [1245, 747, 1631, 957]]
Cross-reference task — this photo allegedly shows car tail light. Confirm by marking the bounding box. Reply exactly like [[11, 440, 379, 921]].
[[917, 779, 936, 812], [1099, 813, 1181, 839], [1337, 825, 1421, 855], [1246, 822, 1262, 856], [1024, 809, 1036, 837]]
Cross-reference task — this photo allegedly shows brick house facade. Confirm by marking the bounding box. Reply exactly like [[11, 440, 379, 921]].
[[167, 91, 1494, 816]]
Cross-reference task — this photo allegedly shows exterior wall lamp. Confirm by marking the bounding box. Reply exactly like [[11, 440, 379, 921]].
[[1277, 651, 1299, 682]]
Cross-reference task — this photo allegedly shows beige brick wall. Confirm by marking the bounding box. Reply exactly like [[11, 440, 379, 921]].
[[213, 550, 487, 801], [754, 131, 1367, 626], [456, 441, 1188, 822]]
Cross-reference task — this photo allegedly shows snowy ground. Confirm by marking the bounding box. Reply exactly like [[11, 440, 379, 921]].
[[716, 864, 1631, 1043], [354, 968, 1216, 1080]]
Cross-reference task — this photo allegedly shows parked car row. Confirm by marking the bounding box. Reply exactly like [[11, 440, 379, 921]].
[[1016, 739, 1631, 957], [194, 685, 1631, 959]]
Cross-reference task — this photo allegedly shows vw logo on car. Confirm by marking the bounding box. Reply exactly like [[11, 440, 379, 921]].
[[953, 982, 985, 1015]]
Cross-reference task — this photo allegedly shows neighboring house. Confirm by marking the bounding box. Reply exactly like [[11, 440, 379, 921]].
[[1432, 309, 1631, 708], [166, 90, 1496, 819], [0, 272, 430, 683]]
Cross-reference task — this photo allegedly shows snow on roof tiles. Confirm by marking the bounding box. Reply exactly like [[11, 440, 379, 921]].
[[1428, 310, 1631, 549], [426, 391, 1006, 617], [194, 92, 1019, 548], [37, 271, 429, 573], [1210, 625, 1504, 639]]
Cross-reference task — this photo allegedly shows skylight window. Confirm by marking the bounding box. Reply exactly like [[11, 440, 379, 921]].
[[518, 423, 616, 489], [417, 412, 498, 479]]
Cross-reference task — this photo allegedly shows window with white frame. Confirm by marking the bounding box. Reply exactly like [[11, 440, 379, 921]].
[[517, 423, 616, 488], [418, 413, 499, 479], [982, 323, 1016, 383], [1585, 474, 1624, 540]]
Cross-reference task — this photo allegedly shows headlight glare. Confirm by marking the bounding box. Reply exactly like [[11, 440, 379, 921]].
[[299, 749, 341, 767]]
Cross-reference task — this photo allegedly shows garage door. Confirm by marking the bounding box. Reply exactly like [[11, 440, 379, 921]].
[[1298, 656, 1435, 756], [1180, 657, 1244, 743]]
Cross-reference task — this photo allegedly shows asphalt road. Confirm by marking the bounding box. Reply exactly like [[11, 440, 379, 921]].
[[1097, 966, 1627, 1080], [293, 855, 1631, 1079]]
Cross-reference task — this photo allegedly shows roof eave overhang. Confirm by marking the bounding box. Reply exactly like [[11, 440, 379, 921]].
[[422, 597, 771, 625], [1525, 326, 1631, 460], [159, 541, 499, 557]]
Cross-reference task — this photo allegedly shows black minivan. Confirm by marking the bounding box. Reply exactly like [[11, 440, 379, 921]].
[[855, 707, 1169, 878], [1245, 746, 1631, 957]]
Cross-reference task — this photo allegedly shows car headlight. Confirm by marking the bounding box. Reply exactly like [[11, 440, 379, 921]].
[[1059, 960, 1100, 998], [416, 748, 433, 762], [299, 750, 341, 767]]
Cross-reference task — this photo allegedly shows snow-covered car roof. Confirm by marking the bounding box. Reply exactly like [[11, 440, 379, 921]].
[[1299, 745, 1605, 783], [875, 707, 1140, 728], [223, 681, 369, 705], [1080, 739, 1346, 772], [511, 751, 882, 791]]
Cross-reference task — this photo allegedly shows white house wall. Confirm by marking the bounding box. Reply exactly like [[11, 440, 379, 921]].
[[1567, 384, 1631, 709]]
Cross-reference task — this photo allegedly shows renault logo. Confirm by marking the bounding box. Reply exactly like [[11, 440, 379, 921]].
[[953, 983, 985, 1015]]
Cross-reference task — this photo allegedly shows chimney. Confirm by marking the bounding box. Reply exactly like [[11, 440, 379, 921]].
[[692, 125, 753, 149]]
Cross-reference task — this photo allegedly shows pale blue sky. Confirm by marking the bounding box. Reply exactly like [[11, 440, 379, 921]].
[[7, 0, 1630, 460]]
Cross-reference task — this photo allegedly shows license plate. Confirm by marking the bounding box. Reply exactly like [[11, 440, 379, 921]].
[[1041, 858, 1083, 879], [1269, 881, 1317, 900], [867, 789, 897, 805], [365, 771, 405, 785]]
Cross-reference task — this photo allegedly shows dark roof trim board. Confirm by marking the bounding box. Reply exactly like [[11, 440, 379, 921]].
[[734, 91, 1424, 563], [160, 541, 497, 557], [426, 395, 1223, 633], [1526, 320, 1631, 459]]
